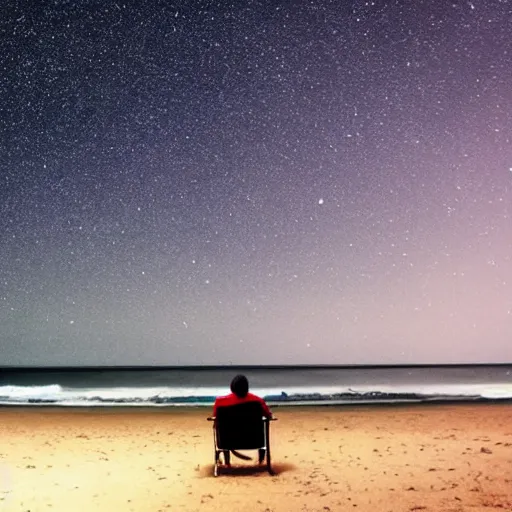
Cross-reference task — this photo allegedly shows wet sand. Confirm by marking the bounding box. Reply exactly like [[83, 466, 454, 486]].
[[1, 403, 511, 511]]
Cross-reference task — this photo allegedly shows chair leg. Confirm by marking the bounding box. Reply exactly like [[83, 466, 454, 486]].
[[264, 420, 274, 475], [214, 450, 220, 477], [266, 448, 274, 475]]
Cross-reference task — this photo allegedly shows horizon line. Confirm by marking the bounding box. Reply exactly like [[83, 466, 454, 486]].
[[0, 362, 511, 372]]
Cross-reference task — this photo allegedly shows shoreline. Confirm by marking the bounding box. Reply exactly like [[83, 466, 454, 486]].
[[1, 396, 512, 410]]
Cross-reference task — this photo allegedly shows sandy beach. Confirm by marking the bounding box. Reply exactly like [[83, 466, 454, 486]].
[[1, 403, 511, 511]]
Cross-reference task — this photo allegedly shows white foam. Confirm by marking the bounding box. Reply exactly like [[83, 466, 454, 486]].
[[0, 384, 63, 399]]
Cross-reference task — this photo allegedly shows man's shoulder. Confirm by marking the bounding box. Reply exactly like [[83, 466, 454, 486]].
[[215, 393, 233, 403], [246, 392, 265, 402]]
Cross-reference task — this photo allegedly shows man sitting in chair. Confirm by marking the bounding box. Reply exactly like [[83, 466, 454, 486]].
[[213, 374, 272, 466]]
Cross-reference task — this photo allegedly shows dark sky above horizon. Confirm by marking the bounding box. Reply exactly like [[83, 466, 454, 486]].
[[1, 0, 511, 366]]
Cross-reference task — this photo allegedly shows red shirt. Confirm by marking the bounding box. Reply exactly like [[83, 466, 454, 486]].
[[213, 392, 272, 418]]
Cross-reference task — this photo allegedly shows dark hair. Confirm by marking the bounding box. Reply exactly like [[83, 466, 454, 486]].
[[230, 374, 249, 398]]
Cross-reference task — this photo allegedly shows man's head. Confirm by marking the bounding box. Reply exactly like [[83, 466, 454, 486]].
[[230, 374, 249, 398]]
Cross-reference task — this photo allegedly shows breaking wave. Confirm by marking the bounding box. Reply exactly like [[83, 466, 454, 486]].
[[1, 382, 511, 407]]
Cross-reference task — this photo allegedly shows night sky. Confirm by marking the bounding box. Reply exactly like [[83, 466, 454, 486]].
[[1, 0, 511, 366]]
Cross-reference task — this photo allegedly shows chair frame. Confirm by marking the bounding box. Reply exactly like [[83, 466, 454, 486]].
[[207, 402, 277, 477]]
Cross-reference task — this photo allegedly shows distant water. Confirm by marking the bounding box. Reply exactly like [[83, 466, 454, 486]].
[[0, 365, 511, 407]]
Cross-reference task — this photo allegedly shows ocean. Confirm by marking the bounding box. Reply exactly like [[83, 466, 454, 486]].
[[0, 365, 511, 407]]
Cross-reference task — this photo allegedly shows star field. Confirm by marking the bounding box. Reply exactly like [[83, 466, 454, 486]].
[[1, 0, 511, 365]]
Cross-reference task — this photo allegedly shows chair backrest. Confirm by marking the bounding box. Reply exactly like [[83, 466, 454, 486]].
[[215, 400, 266, 450]]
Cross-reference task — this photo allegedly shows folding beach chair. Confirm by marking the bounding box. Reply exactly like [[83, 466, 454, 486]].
[[207, 401, 277, 476]]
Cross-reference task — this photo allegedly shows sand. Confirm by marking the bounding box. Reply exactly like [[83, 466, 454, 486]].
[[1, 403, 511, 511]]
